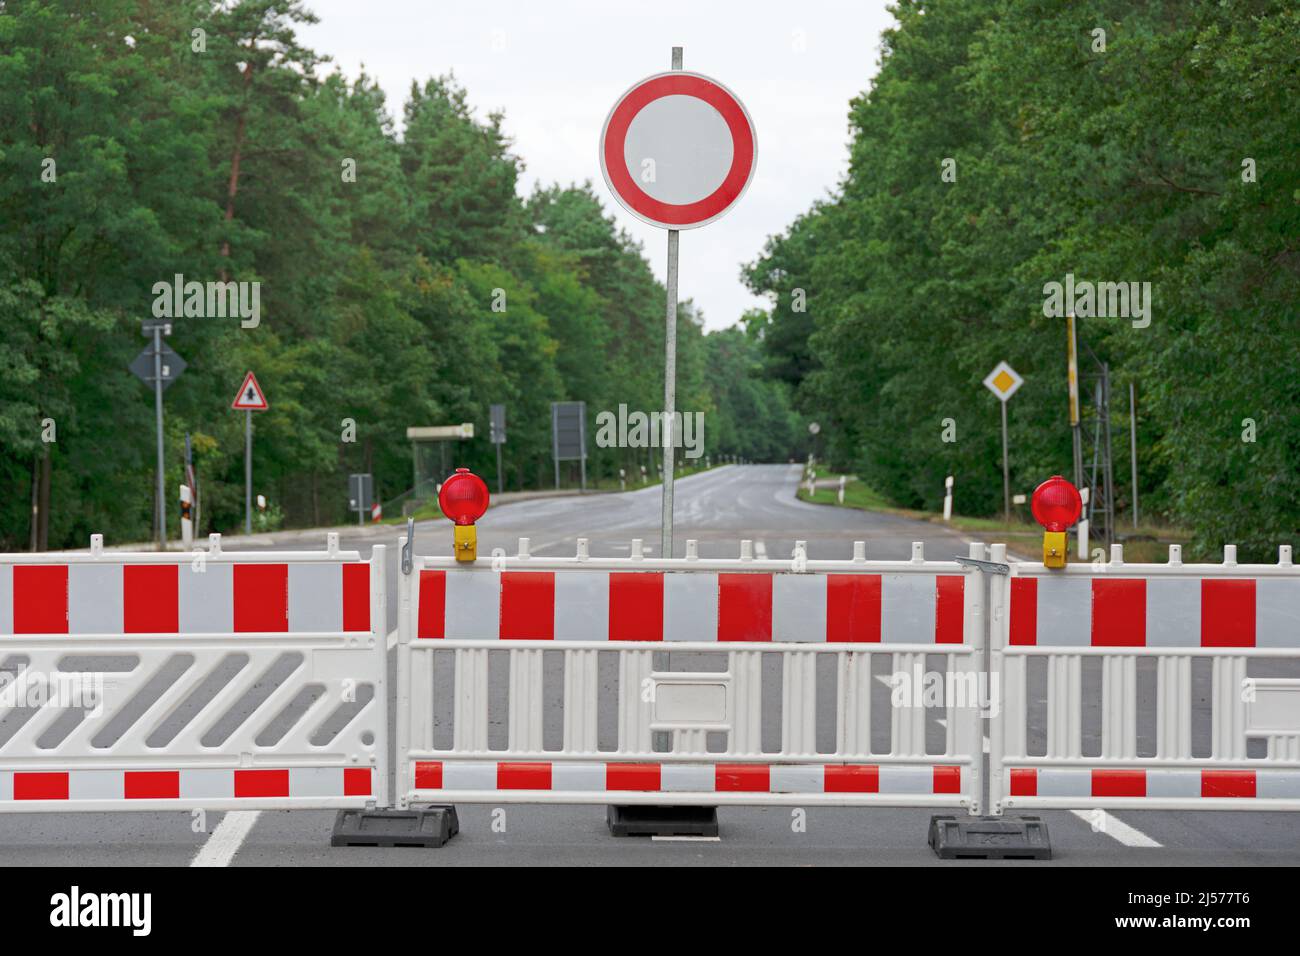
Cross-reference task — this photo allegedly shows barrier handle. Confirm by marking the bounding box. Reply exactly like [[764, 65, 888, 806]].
[[401, 517, 414, 575]]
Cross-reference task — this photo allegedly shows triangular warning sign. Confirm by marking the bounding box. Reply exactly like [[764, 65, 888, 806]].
[[231, 371, 269, 411]]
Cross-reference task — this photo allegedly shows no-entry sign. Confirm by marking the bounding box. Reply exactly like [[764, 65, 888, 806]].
[[600, 70, 757, 230]]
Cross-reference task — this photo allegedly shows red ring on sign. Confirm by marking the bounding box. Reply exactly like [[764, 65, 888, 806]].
[[602, 73, 755, 228]]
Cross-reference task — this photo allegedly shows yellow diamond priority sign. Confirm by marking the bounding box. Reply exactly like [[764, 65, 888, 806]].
[[982, 360, 1023, 403]]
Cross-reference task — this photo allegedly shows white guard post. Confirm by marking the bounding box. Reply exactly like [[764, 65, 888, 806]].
[[0, 534, 387, 812], [396, 538, 988, 813], [989, 542, 1300, 812]]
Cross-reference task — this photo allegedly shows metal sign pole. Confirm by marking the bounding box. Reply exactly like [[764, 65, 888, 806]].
[[660, 45, 683, 561], [552, 404, 561, 490], [1129, 380, 1139, 528], [152, 326, 166, 550], [245, 409, 252, 534], [579, 402, 588, 494], [1067, 315, 1082, 489], [1000, 399, 1010, 523]]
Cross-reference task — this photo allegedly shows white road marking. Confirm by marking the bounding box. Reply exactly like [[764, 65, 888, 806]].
[[191, 810, 261, 867], [651, 835, 721, 843], [1070, 809, 1162, 847], [387, 626, 399, 649]]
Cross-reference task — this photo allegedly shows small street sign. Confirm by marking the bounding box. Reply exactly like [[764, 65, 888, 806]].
[[231, 371, 269, 411], [141, 317, 173, 337], [129, 341, 187, 390], [982, 361, 1023, 521], [490, 403, 506, 496], [133, 325, 187, 549], [982, 361, 1024, 402], [490, 404, 506, 445], [231, 371, 268, 534], [349, 473, 374, 527]]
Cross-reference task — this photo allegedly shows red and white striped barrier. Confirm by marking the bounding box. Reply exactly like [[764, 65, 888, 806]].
[[412, 759, 962, 801], [396, 538, 987, 810], [0, 534, 388, 814], [1008, 571, 1300, 648], [0, 558, 371, 634], [1007, 767, 1300, 802], [415, 568, 966, 643], [990, 543, 1300, 813], [1, 767, 373, 804]]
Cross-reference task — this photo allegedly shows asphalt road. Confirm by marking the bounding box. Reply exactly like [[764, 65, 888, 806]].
[[6, 464, 1298, 866]]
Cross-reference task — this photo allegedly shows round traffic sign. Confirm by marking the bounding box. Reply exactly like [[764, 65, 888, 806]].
[[599, 71, 757, 230]]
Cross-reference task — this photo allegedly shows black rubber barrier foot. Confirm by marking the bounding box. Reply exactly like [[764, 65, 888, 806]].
[[928, 814, 1051, 860], [607, 804, 719, 837], [331, 807, 460, 848]]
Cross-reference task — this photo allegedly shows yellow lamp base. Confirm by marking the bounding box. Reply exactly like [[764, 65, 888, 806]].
[[1042, 530, 1067, 569], [454, 524, 477, 562]]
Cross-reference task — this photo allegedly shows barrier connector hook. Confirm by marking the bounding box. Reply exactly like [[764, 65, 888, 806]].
[[401, 517, 414, 575]]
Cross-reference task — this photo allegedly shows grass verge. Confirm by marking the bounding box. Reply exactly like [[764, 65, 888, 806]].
[[797, 476, 1190, 562]]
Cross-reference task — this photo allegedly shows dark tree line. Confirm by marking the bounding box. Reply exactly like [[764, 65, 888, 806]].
[[0, 0, 803, 549], [744, 0, 1298, 559]]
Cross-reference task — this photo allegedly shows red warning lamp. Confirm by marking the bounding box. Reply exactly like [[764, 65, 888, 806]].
[[439, 468, 490, 525], [439, 468, 489, 561], [1031, 476, 1083, 531], [1031, 475, 1082, 568]]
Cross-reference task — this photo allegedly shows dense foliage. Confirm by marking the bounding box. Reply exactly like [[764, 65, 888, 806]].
[[744, 0, 1299, 559], [0, 0, 803, 549]]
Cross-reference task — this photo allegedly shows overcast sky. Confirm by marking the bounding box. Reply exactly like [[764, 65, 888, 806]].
[[298, 1, 894, 331]]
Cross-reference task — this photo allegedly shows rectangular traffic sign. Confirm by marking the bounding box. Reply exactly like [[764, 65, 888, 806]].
[[552, 401, 586, 460], [490, 404, 506, 445], [348, 473, 373, 512]]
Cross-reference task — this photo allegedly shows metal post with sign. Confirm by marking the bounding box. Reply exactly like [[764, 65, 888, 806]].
[[130, 319, 187, 549], [230, 371, 269, 534], [600, 47, 756, 558], [982, 360, 1023, 522], [490, 403, 506, 495], [1067, 314, 1082, 489], [551, 401, 587, 492], [348, 473, 373, 527]]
